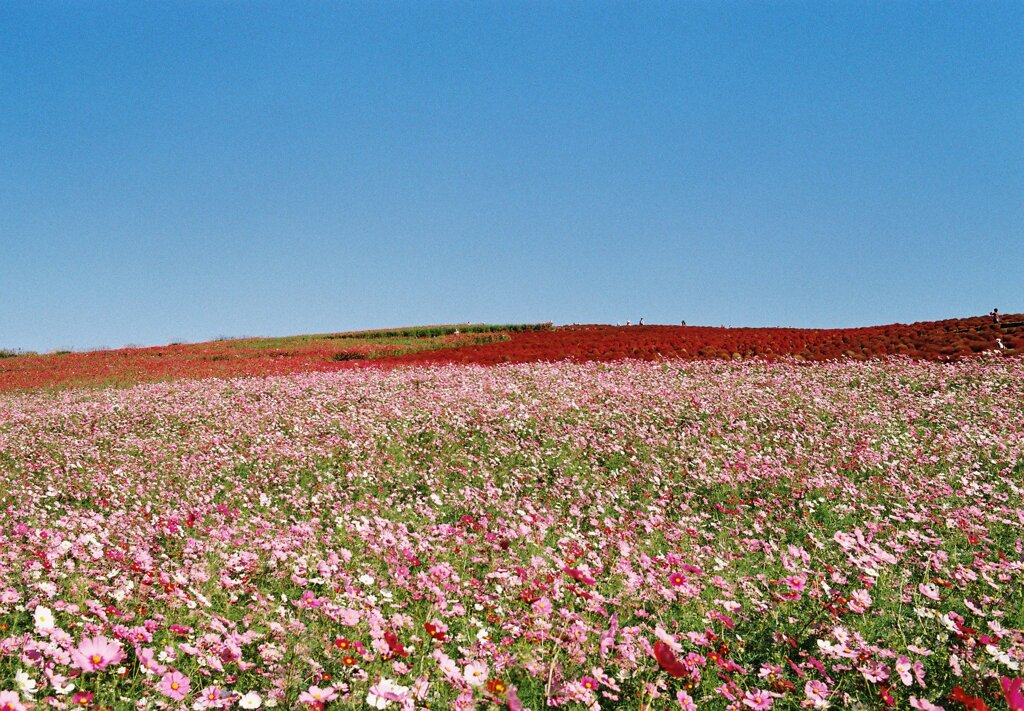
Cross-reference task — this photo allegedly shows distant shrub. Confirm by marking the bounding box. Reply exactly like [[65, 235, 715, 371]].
[[332, 352, 367, 361]]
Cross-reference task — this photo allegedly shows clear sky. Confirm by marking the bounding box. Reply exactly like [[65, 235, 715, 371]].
[[2, 1, 1021, 352]]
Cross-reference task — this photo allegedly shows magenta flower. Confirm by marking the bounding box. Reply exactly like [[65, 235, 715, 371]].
[[72, 635, 126, 672], [1002, 677, 1024, 711], [71, 692, 94, 707], [159, 670, 191, 701]]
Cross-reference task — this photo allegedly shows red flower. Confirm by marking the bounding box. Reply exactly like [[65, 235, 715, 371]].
[[949, 686, 991, 711], [653, 641, 687, 678], [424, 621, 448, 641], [384, 630, 408, 658]]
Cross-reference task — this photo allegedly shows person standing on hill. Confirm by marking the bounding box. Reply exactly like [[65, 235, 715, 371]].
[[992, 308, 1001, 324]]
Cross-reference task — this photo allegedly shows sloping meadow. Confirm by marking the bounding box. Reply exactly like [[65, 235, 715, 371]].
[[0, 358, 1021, 709]]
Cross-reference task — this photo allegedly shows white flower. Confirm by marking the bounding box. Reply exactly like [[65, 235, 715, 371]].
[[463, 660, 488, 687], [366, 679, 408, 709], [986, 645, 1020, 670], [34, 605, 55, 632], [52, 679, 75, 695], [239, 692, 262, 709], [366, 690, 390, 709], [16, 669, 37, 695], [359, 574, 376, 586]]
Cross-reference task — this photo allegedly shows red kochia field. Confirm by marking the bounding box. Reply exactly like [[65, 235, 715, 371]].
[[1, 314, 1021, 392], [382, 315, 1023, 367]]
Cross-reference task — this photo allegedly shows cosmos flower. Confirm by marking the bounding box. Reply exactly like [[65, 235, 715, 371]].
[[239, 691, 263, 709], [463, 660, 489, 687], [742, 689, 774, 709], [72, 636, 125, 673], [676, 690, 697, 711], [299, 685, 338, 706], [159, 670, 191, 701], [365, 679, 408, 709], [1002, 677, 1024, 711], [33, 605, 55, 632], [0, 691, 27, 711]]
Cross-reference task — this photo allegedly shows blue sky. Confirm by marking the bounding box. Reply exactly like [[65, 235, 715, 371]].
[[2, 1, 1021, 352]]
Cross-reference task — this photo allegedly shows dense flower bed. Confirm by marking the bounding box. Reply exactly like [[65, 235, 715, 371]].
[[0, 358, 1022, 709]]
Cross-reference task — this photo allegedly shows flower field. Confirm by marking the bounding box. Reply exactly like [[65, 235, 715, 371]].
[[1, 357, 1022, 709]]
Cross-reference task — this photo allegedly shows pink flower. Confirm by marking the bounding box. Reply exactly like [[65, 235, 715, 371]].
[[668, 572, 687, 587], [0, 691, 26, 711], [785, 575, 807, 592], [137, 646, 167, 675], [861, 661, 890, 684], [742, 689, 773, 709], [506, 685, 524, 711], [160, 670, 191, 701], [913, 660, 927, 687], [708, 609, 735, 629], [896, 655, 913, 686], [72, 635, 126, 672], [848, 588, 872, 613], [463, 660, 488, 687], [531, 597, 553, 617], [299, 686, 338, 706], [804, 680, 830, 708], [909, 697, 945, 710], [677, 689, 697, 711], [195, 686, 228, 709], [126, 625, 152, 644]]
